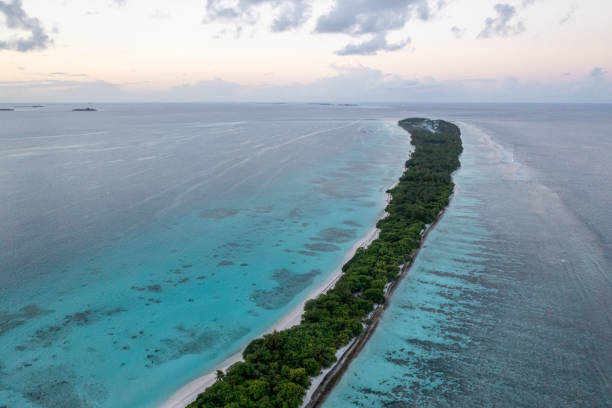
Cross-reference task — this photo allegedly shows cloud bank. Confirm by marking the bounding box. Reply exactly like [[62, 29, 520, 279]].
[[0, 0, 51, 52], [2, 66, 611, 103]]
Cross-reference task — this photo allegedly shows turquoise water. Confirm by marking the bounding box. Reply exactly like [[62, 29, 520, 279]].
[[0, 104, 412, 407], [324, 117, 612, 406], [3, 103, 612, 408]]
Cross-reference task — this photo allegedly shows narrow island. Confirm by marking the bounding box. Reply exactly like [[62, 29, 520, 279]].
[[0, 108, 15, 111], [72, 107, 97, 111], [185, 118, 463, 408]]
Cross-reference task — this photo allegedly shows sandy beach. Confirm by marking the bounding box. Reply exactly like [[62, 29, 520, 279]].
[[160, 184, 397, 408]]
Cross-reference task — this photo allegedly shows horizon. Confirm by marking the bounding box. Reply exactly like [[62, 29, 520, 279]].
[[1, 0, 612, 103], [4, 100, 612, 105]]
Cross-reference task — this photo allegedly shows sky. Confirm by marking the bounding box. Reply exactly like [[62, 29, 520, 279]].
[[0, 0, 611, 102]]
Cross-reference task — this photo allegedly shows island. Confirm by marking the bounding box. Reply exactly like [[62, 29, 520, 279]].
[[72, 107, 97, 111], [185, 118, 463, 408], [0, 108, 15, 111], [309, 103, 359, 107]]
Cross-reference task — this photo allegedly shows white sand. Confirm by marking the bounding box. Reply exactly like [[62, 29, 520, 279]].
[[160, 185, 395, 408], [300, 338, 356, 408]]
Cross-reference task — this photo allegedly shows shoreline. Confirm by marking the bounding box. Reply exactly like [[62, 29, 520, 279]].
[[302, 122, 460, 407], [303, 205, 449, 407], [160, 182, 399, 408], [161, 118, 463, 408]]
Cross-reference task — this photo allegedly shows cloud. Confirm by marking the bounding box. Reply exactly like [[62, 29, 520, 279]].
[[151, 9, 170, 20], [111, 0, 127, 6], [0, 0, 51, 52], [560, 3, 577, 24], [203, 0, 311, 32], [451, 25, 466, 38], [336, 34, 411, 56], [478, 4, 525, 39], [315, 0, 437, 35], [270, 0, 310, 32], [521, 0, 541, 7], [315, 0, 443, 55], [589, 67, 608, 78]]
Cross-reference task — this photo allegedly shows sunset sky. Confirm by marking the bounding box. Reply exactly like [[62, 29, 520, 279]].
[[1, 0, 611, 102]]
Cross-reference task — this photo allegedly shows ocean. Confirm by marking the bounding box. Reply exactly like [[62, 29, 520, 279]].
[[1, 103, 611, 407]]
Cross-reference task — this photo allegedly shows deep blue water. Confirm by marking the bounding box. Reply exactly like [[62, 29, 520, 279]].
[[324, 104, 612, 407], [2, 103, 612, 408]]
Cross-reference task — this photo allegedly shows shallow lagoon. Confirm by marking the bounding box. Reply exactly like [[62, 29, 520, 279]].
[[0, 104, 412, 407]]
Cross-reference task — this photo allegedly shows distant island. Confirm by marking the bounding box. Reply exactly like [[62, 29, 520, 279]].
[[310, 103, 359, 107], [72, 107, 97, 112], [183, 118, 463, 408], [1, 106, 44, 110]]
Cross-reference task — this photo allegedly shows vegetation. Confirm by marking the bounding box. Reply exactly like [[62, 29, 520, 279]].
[[187, 118, 462, 408]]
